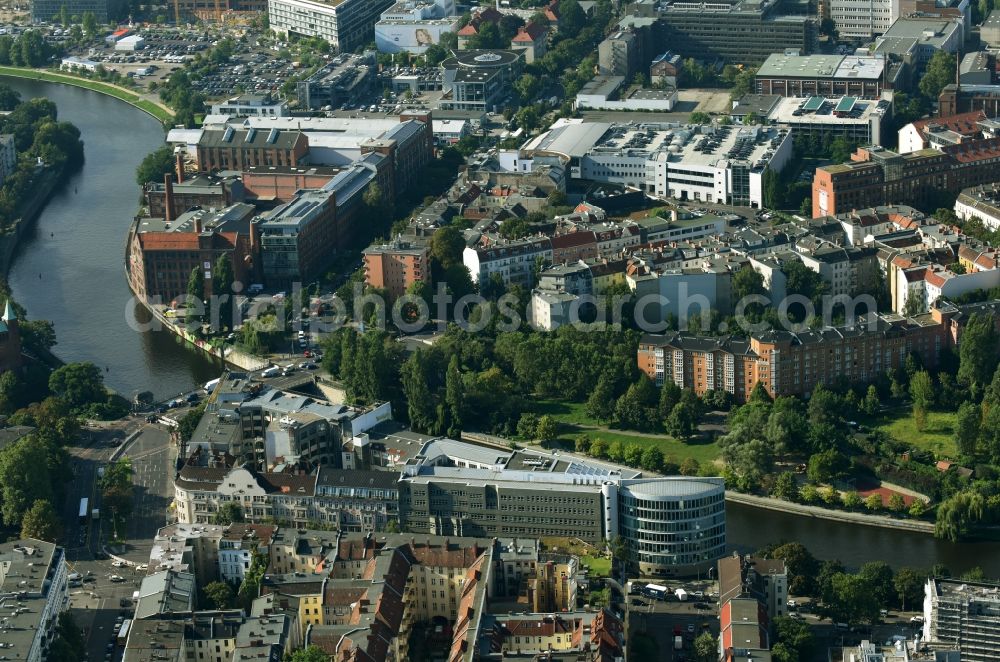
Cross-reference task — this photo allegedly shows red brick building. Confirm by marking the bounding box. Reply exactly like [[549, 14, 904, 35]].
[[195, 127, 308, 174], [812, 139, 1000, 218], [241, 165, 340, 204], [127, 204, 259, 305]]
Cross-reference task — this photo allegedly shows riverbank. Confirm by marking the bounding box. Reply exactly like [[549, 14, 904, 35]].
[[725, 491, 935, 534], [0, 167, 62, 278], [0, 66, 174, 124]]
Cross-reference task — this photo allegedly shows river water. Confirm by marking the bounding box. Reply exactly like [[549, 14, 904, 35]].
[[6, 77, 1000, 575], [3, 77, 222, 401]]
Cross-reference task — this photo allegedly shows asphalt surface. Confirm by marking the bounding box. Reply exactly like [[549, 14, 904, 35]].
[[62, 421, 177, 662]]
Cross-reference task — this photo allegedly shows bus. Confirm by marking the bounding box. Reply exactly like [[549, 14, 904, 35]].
[[643, 583, 668, 600], [78, 498, 89, 525], [117, 619, 132, 646]]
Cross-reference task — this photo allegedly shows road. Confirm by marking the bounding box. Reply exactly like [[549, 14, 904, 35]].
[[62, 420, 177, 662]]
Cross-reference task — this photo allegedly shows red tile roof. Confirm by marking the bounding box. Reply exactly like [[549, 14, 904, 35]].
[[912, 110, 986, 138]]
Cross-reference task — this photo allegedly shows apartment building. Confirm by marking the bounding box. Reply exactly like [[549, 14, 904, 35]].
[[955, 183, 1000, 230], [268, 0, 394, 52], [0, 540, 68, 662], [812, 140, 1000, 218], [898, 111, 988, 154], [195, 127, 309, 174], [173, 463, 399, 531], [463, 235, 554, 287], [923, 578, 1000, 661], [263, 532, 494, 662], [362, 236, 430, 298], [638, 299, 998, 401], [170, 0, 266, 22], [32, 0, 109, 22], [143, 172, 245, 220], [718, 553, 788, 620], [829, 0, 898, 38], [241, 165, 339, 203], [124, 611, 290, 661]]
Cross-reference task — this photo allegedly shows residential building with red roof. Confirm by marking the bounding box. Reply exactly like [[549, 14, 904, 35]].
[[898, 110, 988, 154], [510, 21, 549, 63]]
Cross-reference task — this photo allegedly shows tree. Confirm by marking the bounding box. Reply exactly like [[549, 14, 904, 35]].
[[762, 167, 782, 209], [862, 384, 881, 416], [919, 51, 957, 100], [514, 73, 542, 103], [203, 581, 236, 609], [910, 370, 934, 429], [21, 499, 61, 542], [692, 632, 716, 662], [894, 567, 927, 611], [623, 443, 643, 467], [888, 493, 906, 512], [680, 457, 700, 476], [958, 312, 999, 393], [48, 362, 105, 409], [213, 501, 245, 525], [288, 647, 331, 662], [535, 415, 558, 442], [515, 105, 541, 132], [955, 401, 980, 458], [178, 403, 205, 443], [865, 494, 883, 511], [187, 266, 204, 303], [0, 437, 55, 527], [666, 401, 697, 439], [81, 10, 98, 37], [429, 225, 466, 269], [823, 572, 880, 625], [586, 375, 616, 422], [806, 448, 848, 484], [773, 616, 814, 660], [841, 491, 863, 509], [859, 561, 895, 608], [764, 542, 819, 596], [444, 355, 464, 438], [771, 472, 798, 501], [689, 111, 711, 125], [517, 412, 539, 439], [640, 446, 664, 472], [213, 254, 234, 330], [0, 84, 19, 112]]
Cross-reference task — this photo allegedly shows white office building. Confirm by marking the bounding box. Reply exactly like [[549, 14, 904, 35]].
[[268, 0, 393, 52], [829, 0, 899, 39], [375, 0, 460, 53], [521, 119, 792, 208]]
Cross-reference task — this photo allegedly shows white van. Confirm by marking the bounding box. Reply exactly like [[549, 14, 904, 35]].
[[261, 366, 280, 378]]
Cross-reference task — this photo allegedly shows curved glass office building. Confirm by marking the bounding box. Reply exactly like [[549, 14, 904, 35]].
[[612, 478, 726, 578]]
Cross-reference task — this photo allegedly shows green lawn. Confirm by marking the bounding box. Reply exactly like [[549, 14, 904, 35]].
[[0, 66, 175, 124], [581, 555, 611, 577], [555, 426, 722, 465], [878, 409, 958, 458], [532, 398, 600, 426]]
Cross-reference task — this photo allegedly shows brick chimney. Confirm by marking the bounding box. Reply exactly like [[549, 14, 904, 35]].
[[194, 213, 203, 234], [163, 173, 175, 223], [175, 151, 185, 183]]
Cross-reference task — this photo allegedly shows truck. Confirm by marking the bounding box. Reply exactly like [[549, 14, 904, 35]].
[[643, 583, 668, 600], [675, 588, 688, 601], [674, 635, 683, 650], [78, 498, 89, 525], [91, 508, 100, 520]]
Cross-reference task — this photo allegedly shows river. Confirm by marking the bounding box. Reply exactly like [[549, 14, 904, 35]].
[[3, 77, 222, 401], [6, 77, 1000, 575]]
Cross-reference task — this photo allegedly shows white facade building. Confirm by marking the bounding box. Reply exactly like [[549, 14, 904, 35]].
[[522, 120, 792, 208], [0, 540, 69, 662], [463, 236, 553, 286], [375, 0, 459, 53], [268, 0, 393, 52], [210, 94, 289, 118], [829, 0, 899, 39]]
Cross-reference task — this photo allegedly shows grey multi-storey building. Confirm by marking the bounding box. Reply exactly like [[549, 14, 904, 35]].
[[634, 0, 817, 65], [924, 578, 1000, 661], [398, 438, 727, 578], [32, 0, 112, 22]]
